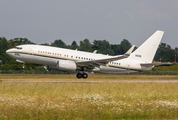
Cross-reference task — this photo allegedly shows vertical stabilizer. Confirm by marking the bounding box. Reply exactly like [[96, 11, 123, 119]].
[[129, 31, 164, 63]]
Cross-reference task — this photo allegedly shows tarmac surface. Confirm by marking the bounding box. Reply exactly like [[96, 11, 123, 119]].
[[2, 80, 178, 83]]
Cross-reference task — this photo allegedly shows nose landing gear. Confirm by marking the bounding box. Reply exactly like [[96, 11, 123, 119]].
[[76, 72, 88, 79]]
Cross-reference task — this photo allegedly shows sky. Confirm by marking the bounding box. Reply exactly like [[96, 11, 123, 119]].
[[0, 0, 178, 48]]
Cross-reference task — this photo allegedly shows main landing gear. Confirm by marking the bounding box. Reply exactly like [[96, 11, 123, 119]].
[[76, 72, 88, 79]]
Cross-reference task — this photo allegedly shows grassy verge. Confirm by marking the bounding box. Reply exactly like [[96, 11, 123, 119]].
[[0, 74, 178, 81], [0, 82, 178, 119]]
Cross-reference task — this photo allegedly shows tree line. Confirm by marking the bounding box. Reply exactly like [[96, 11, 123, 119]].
[[0, 37, 177, 70]]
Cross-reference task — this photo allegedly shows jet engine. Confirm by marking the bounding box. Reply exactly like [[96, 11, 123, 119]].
[[54, 60, 77, 71]]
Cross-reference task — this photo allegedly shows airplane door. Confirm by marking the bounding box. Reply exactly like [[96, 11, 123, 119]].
[[29, 46, 36, 63]]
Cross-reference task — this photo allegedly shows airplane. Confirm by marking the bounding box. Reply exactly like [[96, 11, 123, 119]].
[[6, 30, 165, 79]]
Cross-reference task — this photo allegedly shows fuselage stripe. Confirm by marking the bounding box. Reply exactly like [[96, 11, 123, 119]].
[[9, 51, 142, 72]]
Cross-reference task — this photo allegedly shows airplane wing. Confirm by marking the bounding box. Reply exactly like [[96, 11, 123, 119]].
[[76, 45, 135, 69], [76, 55, 128, 69], [141, 62, 173, 67]]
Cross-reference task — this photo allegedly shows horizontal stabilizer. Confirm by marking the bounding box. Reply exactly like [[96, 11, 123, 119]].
[[141, 62, 172, 67]]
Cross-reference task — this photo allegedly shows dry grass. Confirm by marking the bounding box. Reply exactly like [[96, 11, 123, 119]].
[[0, 80, 178, 119]]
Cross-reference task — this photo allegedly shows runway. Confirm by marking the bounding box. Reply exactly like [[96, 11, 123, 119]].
[[2, 80, 178, 83]]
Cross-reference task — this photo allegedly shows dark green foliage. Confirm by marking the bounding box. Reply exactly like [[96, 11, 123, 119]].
[[79, 39, 92, 52], [152, 63, 178, 71], [35, 66, 46, 71], [0, 37, 14, 64], [116, 39, 132, 54], [51, 39, 67, 48], [92, 40, 114, 55], [8, 38, 35, 49], [155, 43, 177, 62], [40, 43, 50, 46], [67, 41, 79, 50]]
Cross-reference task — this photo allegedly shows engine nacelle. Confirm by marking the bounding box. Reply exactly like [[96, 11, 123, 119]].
[[56, 60, 77, 72]]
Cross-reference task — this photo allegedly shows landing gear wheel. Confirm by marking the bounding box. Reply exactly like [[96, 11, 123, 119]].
[[76, 73, 82, 79], [82, 73, 88, 79]]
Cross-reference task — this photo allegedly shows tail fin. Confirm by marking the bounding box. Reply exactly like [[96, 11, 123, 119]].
[[129, 30, 164, 63]]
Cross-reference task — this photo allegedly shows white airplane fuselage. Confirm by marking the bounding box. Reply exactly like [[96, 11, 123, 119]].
[[6, 44, 151, 74]]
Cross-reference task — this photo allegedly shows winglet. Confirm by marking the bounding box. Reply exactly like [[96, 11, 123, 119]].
[[124, 45, 135, 56], [93, 50, 97, 54]]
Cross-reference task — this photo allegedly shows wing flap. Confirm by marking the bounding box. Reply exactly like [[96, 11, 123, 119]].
[[76, 55, 127, 68]]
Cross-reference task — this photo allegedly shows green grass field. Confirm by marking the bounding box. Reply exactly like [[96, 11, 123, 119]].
[[0, 74, 178, 119]]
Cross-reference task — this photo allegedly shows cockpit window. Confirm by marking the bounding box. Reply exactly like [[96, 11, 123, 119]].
[[15, 47, 22, 49]]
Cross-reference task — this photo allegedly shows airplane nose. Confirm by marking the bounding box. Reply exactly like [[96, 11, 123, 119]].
[[6, 49, 11, 55]]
